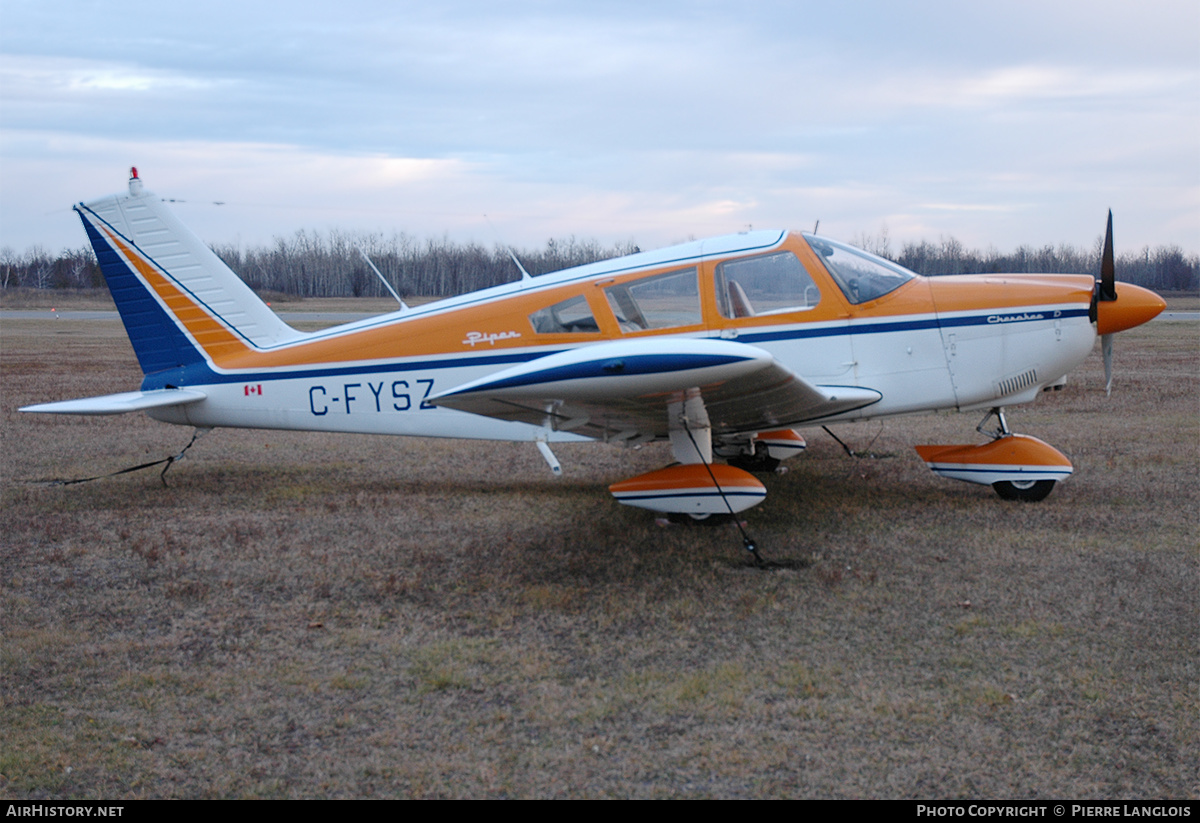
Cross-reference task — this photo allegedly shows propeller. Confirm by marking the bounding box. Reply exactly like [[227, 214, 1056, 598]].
[[1089, 210, 1118, 394], [1099, 209, 1117, 301], [1102, 333, 1114, 396]]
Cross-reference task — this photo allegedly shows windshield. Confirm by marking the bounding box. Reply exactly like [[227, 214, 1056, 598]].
[[803, 234, 916, 304]]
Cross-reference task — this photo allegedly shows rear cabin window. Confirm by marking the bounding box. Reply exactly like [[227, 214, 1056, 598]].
[[715, 251, 820, 319], [603, 267, 701, 331], [528, 295, 601, 334]]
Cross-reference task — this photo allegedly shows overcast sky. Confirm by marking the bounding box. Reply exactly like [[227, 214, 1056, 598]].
[[1, 0, 1197, 257]]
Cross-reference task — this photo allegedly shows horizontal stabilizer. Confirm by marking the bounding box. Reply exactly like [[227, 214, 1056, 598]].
[[20, 389, 207, 416]]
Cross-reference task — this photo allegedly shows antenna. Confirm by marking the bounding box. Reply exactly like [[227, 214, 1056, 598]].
[[508, 249, 532, 282], [356, 247, 408, 310], [812, 219, 820, 235]]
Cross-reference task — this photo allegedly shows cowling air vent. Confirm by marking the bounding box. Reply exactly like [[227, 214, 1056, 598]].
[[995, 369, 1038, 398]]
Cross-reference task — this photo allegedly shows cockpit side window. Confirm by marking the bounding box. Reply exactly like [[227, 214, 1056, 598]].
[[528, 294, 601, 334], [804, 235, 915, 304], [714, 251, 820, 319], [603, 267, 701, 331]]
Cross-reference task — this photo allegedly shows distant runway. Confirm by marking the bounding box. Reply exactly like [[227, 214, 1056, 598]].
[[4, 310, 1198, 323], [1, 310, 381, 324]]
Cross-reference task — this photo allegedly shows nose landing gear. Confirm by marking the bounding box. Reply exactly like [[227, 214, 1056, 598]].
[[915, 408, 1073, 502]]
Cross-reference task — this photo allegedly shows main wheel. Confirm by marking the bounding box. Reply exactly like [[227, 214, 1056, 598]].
[[992, 479, 1056, 502]]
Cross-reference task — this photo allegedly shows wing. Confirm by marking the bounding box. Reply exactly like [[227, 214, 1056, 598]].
[[428, 339, 879, 440], [20, 389, 207, 415]]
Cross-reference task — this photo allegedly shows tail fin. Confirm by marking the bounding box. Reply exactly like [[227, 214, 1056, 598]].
[[76, 170, 304, 377]]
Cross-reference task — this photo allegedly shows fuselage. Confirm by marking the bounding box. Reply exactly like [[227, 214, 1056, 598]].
[[137, 228, 1127, 445]]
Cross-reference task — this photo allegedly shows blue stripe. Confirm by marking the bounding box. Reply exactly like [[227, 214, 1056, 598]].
[[615, 490, 766, 501], [79, 213, 207, 377], [735, 309, 1089, 346], [139, 349, 570, 390], [931, 466, 1073, 477], [144, 350, 750, 391], [936, 309, 1089, 329], [448, 353, 750, 395]]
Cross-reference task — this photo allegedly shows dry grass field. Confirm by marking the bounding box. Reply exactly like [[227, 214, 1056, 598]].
[[1, 305, 1196, 799]]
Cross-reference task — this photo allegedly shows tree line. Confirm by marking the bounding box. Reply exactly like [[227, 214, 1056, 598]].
[[850, 227, 1198, 292], [209, 231, 642, 299], [3, 229, 1196, 297]]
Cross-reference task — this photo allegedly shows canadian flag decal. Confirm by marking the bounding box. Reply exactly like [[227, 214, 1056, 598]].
[[244, 384, 263, 396]]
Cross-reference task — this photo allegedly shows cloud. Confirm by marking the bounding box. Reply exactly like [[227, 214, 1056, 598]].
[[1, 55, 221, 97], [1, 2, 1196, 255]]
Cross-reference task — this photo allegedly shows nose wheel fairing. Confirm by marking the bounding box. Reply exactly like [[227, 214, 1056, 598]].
[[915, 408, 1073, 500], [914, 435, 1073, 488]]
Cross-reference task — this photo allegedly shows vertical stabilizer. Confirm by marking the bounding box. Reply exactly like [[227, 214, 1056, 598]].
[[76, 170, 304, 376]]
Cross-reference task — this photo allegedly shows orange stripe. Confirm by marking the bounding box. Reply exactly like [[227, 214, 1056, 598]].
[[609, 464, 765, 494], [915, 436, 1071, 468], [106, 229, 254, 362]]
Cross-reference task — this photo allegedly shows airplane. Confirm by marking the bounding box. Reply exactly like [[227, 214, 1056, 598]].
[[21, 169, 1166, 557]]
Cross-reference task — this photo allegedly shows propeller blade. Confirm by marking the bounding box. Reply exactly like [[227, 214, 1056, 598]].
[[1102, 333, 1114, 396], [1099, 209, 1117, 302]]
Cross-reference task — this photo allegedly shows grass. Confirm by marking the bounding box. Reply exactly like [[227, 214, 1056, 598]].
[[0, 309, 1196, 798]]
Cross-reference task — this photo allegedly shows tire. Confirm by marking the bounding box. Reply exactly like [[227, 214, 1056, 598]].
[[992, 479, 1056, 502]]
